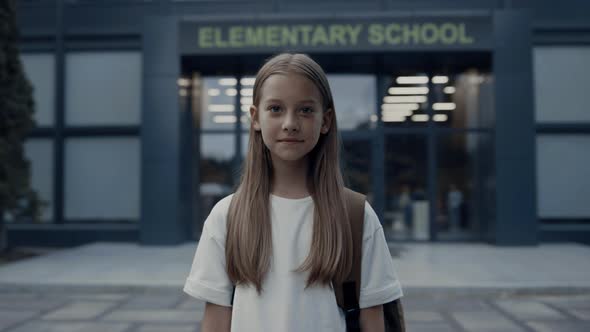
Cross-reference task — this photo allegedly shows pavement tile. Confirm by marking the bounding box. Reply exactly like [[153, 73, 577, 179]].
[[5, 321, 131, 332], [568, 309, 590, 320], [135, 323, 198, 332], [176, 297, 206, 310], [121, 293, 182, 309], [64, 293, 130, 302], [402, 295, 493, 312], [536, 294, 590, 310], [405, 311, 445, 322], [102, 309, 201, 323], [0, 310, 40, 331], [0, 297, 67, 311], [453, 311, 526, 332], [405, 321, 457, 332], [526, 320, 590, 332], [494, 299, 566, 320], [41, 301, 119, 320]]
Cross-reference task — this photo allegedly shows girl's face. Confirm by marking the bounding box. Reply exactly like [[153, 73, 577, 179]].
[[250, 73, 332, 165]]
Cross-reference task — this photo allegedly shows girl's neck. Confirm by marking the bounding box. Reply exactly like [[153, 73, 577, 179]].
[[270, 156, 310, 199]]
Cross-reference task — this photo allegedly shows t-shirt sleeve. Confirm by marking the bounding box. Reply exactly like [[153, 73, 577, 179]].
[[359, 201, 404, 309], [183, 198, 233, 307]]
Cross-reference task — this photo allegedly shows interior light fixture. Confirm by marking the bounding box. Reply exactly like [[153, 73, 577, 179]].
[[241, 88, 254, 96], [209, 104, 234, 112], [433, 114, 449, 122], [177, 78, 190, 87], [240, 77, 256, 86], [383, 95, 428, 103], [382, 110, 412, 117], [382, 115, 407, 122], [411, 114, 429, 122], [432, 76, 449, 84], [381, 103, 419, 111], [396, 76, 429, 84], [388, 87, 429, 95], [443, 86, 456, 94], [213, 115, 237, 123], [218, 78, 237, 86], [433, 103, 456, 111]]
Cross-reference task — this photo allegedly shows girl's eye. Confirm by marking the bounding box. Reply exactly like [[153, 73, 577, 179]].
[[268, 105, 281, 113], [301, 107, 314, 114]]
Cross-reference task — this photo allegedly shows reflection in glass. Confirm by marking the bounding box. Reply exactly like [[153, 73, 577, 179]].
[[23, 139, 54, 222], [65, 52, 141, 126], [65, 138, 140, 220], [199, 134, 235, 228], [328, 75, 376, 130], [241, 133, 249, 159], [381, 73, 430, 128], [200, 76, 238, 130], [381, 72, 493, 129], [436, 133, 494, 240], [534, 47, 590, 123], [341, 139, 372, 202], [21, 54, 55, 127], [537, 135, 590, 218], [447, 72, 494, 129], [384, 135, 429, 240]]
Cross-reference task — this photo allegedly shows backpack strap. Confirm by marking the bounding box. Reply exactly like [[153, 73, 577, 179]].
[[333, 188, 366, 332]]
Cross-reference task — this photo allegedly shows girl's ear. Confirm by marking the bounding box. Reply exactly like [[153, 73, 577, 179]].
[[250, 105, 261, 131], [321, 108, 333, 134]]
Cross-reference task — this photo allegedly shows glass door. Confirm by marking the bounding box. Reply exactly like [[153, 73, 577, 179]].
[[380, 70, 493, 242], [383, 134, 430, 241]]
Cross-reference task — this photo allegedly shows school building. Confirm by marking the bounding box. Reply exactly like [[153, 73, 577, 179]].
[[9, 0, 590, 246]]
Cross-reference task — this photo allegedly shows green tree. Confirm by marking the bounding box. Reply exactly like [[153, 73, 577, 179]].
[[0, 0, 45, 252]]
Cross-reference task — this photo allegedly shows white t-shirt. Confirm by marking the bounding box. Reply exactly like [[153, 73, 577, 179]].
[[183, 193, 403, 332]]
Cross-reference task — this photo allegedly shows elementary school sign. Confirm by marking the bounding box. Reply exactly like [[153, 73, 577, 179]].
[[179, 15, 492, 54]]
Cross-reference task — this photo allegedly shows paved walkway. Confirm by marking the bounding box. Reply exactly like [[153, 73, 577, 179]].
[[1, 287, 589, 332], [0, 242, 589, 331]]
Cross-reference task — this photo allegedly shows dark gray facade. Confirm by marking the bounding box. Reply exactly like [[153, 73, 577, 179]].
[[9, 0, 590, 247]]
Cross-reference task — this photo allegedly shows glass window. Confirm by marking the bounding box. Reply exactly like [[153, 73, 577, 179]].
[[239, 76, 254, 129], [384, 134, 429, 240], [534, 47, 590, 123], [21, 53, 55, 127], [448, 72, 494, 129], [341, 139, 372, 199], [65, 138, 140, 220], [241, 132, 250, 159], [65, 52, 141, 126], [381, 72, 492, 129], [199, 76, 239, 130], [436, 133, 495, 240], [198, 134, 235, 231], [23, 139, 54, 222], [536, 135, 590, 218], [328, 75, 376, 130]]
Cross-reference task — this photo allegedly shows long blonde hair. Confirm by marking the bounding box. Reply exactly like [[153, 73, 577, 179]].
[[225, 53, 352, 293]]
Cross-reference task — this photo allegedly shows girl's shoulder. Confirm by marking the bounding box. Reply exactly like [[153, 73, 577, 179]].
[[202, 193, 235, 241]]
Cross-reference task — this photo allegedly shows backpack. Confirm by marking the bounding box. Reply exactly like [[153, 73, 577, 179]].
[[332, 188, 406, 332], [230, 188, 406, 331]]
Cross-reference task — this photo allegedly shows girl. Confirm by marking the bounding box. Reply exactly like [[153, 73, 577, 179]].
[[184, 53, 403, 332]]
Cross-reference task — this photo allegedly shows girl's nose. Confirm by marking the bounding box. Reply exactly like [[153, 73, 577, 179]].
[[282, 112, 300, 132]]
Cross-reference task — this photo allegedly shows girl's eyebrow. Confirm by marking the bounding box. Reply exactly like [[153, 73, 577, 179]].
[[264, 98, 319, 104]]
